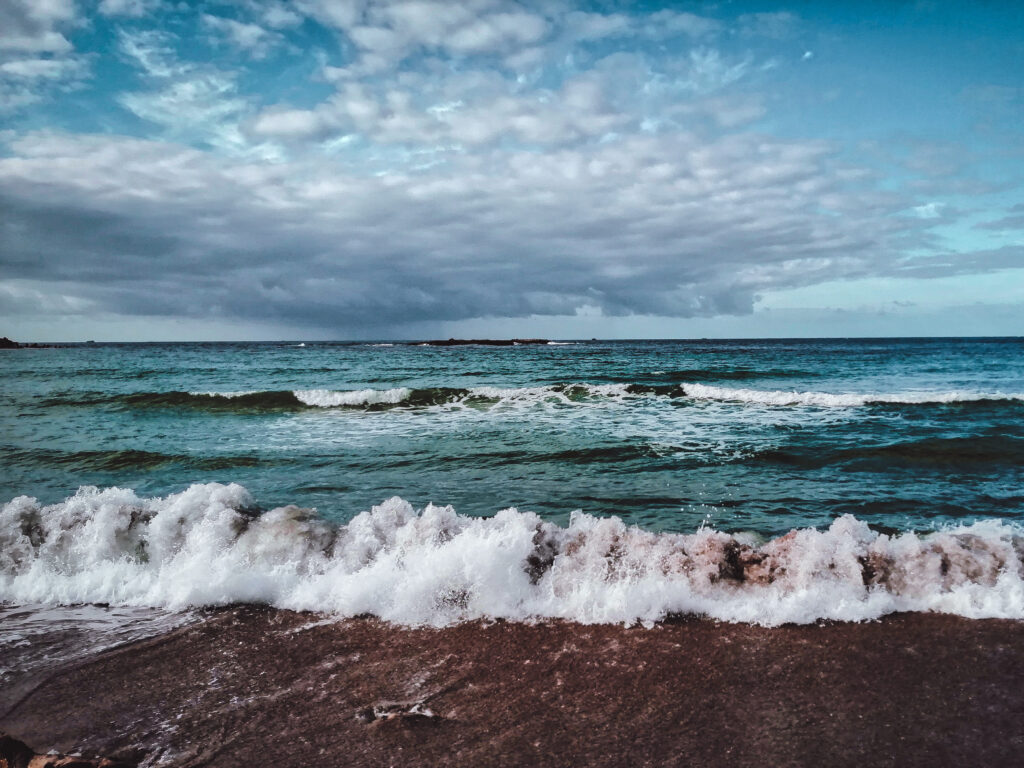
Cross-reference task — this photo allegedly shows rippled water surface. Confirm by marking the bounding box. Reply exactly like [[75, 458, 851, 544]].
[[3, 338, 1022, 535]]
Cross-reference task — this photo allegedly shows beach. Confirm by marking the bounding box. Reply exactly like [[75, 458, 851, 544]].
[[2, 339, 1023, 765], [3, 606, 1024, 767]]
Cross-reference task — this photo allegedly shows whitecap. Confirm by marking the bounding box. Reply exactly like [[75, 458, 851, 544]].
[[4, 484, 1023, 627]]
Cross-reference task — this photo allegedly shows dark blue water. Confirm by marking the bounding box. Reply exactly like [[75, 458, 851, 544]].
[[3, 338, 1022, 536]]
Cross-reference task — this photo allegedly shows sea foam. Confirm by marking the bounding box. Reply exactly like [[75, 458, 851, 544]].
[[180, 384, 1023, 411], [4, 484, 1024, 627], [293, 388, 413, 407], [679, 383, 1024, 407]]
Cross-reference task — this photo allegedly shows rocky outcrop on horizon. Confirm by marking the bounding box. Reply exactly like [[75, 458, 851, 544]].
[[413, 338, 550, 346]]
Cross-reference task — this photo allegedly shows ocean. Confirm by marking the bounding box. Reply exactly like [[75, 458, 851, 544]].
[[2, 337, 1024, 626]]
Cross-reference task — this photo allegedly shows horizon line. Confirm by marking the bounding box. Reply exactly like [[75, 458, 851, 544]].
[[6, 335, 1024, 345]]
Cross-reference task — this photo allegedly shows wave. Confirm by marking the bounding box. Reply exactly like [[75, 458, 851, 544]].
[[40, 384, 634, 412], [38, 383, 1024, 413], [647, 368, 813, 382], [752, 435, 1024, 470], [4, 447, 273, 472], [3, 484, 1024, 627], [677, 383, 1024, 408]]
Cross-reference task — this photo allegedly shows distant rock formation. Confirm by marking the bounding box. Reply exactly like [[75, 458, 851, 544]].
[[413, 338, 550, 347], [0, 337, 62, 349]]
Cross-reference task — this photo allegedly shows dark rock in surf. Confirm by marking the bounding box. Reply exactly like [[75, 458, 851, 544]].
[[0, 732, 134, 767], [355, 702, 440, 727], [0, 732, 34, 767]]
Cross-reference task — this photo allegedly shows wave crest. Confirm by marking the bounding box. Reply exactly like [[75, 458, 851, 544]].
[[678, 383, 1024, 407], [39, 383, 1024, 414], [3, 484, 1024, 626]]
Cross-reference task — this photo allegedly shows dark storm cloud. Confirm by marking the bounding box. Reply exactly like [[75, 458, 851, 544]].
[[0, 130, 975, 332]]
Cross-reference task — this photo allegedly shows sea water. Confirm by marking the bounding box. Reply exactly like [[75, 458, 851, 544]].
[[2, 338, 1023, 625]]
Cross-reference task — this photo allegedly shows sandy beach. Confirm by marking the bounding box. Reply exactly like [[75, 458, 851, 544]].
[[3, 607, 1023, 767]]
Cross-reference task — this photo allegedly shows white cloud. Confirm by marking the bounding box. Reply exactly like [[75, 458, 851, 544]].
[[738, 12, 799, 39], [251, 107, 332, 139], [644, 10, 720, 38], [116, 30, 256, 153], [563, 11, 631, 41], [912, 202, 944, 219], [202, 14, 285, 59], [98, 0, 161, 18], [0, 0, 88, 111], [118, 29, 189, 78], [251, 71, 628, 147], [0, 56, 86, 79], [292, 1, 553, 73]]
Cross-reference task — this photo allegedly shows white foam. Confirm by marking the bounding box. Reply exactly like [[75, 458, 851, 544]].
[[466, 383, 632, 405], [294, 388, 413, 407], [185, 384, 636, 410], [4, 484, 1023, 627], [188, 390, 260, 399], [680, 383, 1024, 407]]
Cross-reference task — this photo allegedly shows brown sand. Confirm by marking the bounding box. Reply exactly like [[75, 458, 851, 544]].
[[2, 607, 1023, 767]]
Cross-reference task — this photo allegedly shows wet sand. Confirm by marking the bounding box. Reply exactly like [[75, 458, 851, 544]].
[[2, 607, 1023, 767]]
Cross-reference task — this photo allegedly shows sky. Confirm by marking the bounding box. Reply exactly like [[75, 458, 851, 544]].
[[0, 0, 1022, 341]]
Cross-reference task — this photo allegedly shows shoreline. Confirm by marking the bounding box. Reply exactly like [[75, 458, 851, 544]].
[[2, 606, 1023, 766]]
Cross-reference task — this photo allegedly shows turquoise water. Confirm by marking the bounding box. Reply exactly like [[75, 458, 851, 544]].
[[3, 337, 1022, 537]]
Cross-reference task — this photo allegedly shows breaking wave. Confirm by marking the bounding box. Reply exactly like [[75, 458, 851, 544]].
[[4, 484, 1024, 627], [676, 383, 1024, 407], [38, 383, 1024, 413]]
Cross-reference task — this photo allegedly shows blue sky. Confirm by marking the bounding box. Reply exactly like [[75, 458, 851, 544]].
[[1, 0, 1022, 340]]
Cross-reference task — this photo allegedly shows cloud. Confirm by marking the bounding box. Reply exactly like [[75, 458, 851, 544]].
[[974, 204, 1024, 231], [254, 2, 303, 29], [117, 29, 189, 78], [0, 56, 84, 79], [116, 30, 255, 153], [201, 14, 285, 60], [2, 2, 1018, 338], [293, 2, 725, 75], [292, 0, 551, 73], [912, 202, 944, 219], [251, 73, 628, 146], [0, 0, 76, 53], [0, 129, 959, 332], [0, 53, 90, 109], [737, 12, 798, 39], [97, 0, 161, 18], [250, 37, 762, 150], [0, 0, 89, 111], [643, 10, 720, 39]]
